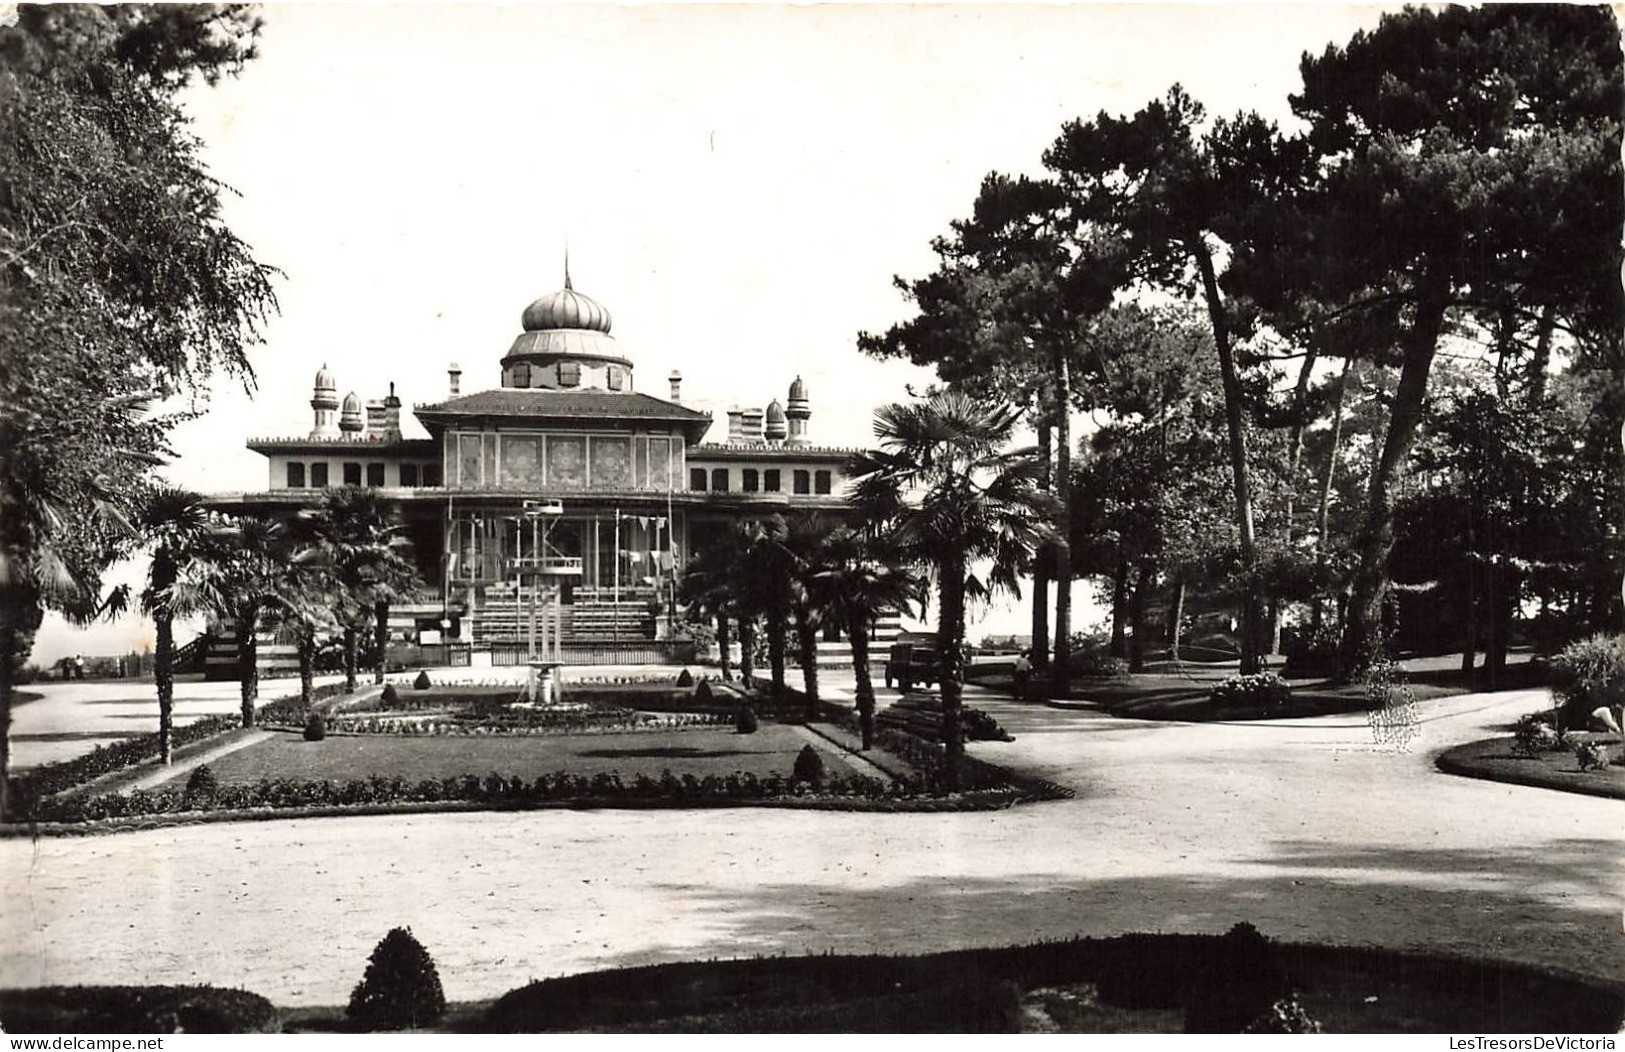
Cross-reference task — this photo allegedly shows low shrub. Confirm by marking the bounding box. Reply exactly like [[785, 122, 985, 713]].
[[1574, 739, 1613, 773], [29, 764, 926, 823], [676, 668, 694, 687], [735, 705, 759, 734], [1064, 635, 1130, 680], [1208, 673, 1291, 712], [1282, 624, 1340, 679], [0, 985, 277, 1034], [303, 714, 327, 742], [1183, 922, 1289, 1034], [791, 744, 825, 785], [1512, 715, 1561, 758], [1551, 633, 1625, 729], [184, 764, 219, 805], [694, 679, 714, 703], [413, 670, 432, 691], [347, 927, 446, 1031], [381, 683, 400, 705], [1244, 994, 1322, 1034]]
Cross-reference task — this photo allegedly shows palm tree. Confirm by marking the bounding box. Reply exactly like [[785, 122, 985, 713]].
[[213, 514, 285, 727], [813, 527, 922, 749], [734, 516, 794, 697], [0, 386, 161, 816], [139, 487, 231, 764], [678, 530, 742, 681], [303, 490, 422, 692], [782, 512, 839, 718], [850, 391, 1052, 786], [264, 530, 335, 709]]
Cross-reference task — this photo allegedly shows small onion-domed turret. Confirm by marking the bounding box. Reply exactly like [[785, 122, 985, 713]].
[[339, 391, 364, 433], [764, 399, 788, 443]]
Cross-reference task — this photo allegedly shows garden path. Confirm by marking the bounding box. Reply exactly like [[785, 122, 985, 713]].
[[1, 678, 1618, 1007]]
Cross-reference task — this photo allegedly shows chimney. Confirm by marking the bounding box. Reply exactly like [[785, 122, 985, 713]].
[[383, 381, 402, 440], [727, 407, 744, 443], [365, 398, 387, 438], [741, 407, 765, 444], [448, 362, 462, 398], [668, 370, 682, 403]]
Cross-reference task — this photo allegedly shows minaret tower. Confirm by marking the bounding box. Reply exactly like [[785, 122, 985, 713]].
[[309, 365, 341, 439], [785, 375, 811, 446]]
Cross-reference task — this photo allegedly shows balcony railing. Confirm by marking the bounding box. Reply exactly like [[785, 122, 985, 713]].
[[506, 555, 584, 577]]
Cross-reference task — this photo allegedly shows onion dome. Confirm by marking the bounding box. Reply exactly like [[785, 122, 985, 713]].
[[764, 399, 788, 442], [503, 265, 631, 386], [314, 364, 337, 391], [520, 280, 612, 334], [787, 375, 807, 402]]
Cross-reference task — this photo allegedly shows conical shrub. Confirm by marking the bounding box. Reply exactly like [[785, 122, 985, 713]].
[[792, 744, 825, 785], [347, 926, 446, 1031]]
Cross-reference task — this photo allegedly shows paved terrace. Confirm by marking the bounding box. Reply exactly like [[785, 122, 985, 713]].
[[1, 674, 1618, 1007]]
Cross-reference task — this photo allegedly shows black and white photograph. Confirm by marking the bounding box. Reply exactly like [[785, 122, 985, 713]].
[[0, 1, 1620, 1037]]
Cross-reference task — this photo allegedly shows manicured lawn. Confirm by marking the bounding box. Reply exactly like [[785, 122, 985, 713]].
[[197, 725, 849, 786], [1435, 734, 1625, 800]]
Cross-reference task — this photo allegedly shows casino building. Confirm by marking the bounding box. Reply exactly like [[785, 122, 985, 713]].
[[209, 274, 895, 671]]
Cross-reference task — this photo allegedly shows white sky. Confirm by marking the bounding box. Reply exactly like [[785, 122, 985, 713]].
[[36, 2, 1399, 664]]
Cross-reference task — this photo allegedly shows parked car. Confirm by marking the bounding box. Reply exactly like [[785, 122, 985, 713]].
[[884, 632, 939, 691]]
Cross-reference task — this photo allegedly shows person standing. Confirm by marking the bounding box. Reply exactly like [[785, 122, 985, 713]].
[[1012, 650, 1033, 700]]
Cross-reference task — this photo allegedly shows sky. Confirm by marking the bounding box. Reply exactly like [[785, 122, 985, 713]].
[[34, 1, 1401, 664]]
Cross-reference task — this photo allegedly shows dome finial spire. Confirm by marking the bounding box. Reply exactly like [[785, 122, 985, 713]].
[[563, 241, 572, 290]]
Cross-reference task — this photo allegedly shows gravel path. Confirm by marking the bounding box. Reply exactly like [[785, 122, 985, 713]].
[[1, 680, 1618, 1007]]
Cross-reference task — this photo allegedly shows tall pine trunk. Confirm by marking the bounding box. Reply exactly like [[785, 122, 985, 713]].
[[1169, 577, 1186, 662], [0, 614, 18, 819], [937, 553, 968, 790], [1109, 556, 1129, 658], [1194, 238, 1264, 673], [849, 611, 876, 749], [1273, 348, 1320, 655], [1031, 422, 1052, 670], [1341, 270, 1452, 678], [1313, 359, 1353, 630], [236, 606, 258, 728], [1051, 348, 1073, 682], [156, 612, 175, 765], [1129, 560, 1154, 672]]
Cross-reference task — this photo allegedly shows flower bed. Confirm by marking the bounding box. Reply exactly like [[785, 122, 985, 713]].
[[4, 682, 351, 821], [28, 767, 928, 824], [324, 709, 729, 736]]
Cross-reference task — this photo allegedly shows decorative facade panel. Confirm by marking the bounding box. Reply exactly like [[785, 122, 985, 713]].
[[647, 437, 671, 489], [548, 435, 587, 488], [591, 436, 633, 488], [457, 434, 482, 487], [501, 435, 544, 487]]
